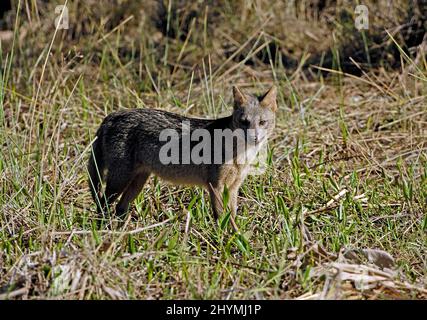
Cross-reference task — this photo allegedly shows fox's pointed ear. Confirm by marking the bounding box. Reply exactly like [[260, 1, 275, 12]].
[[260, 86, 277, 112], [233, 86, 247, 109]]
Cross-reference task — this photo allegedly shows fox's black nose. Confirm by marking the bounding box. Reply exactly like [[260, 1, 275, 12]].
[[248, 135, 258, 144]]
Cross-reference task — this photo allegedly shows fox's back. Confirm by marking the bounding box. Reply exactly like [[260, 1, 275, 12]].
[[96, 108, 229, 185]]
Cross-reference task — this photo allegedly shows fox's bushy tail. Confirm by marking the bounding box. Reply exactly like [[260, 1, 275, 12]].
[[88, 128, 105, 213]]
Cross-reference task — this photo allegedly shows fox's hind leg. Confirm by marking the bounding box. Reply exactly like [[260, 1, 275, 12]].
[[99, 168, 133, 217], [115, 171, 150, 219]]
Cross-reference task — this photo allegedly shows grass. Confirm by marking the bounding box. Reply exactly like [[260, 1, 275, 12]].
[[0, 0, 426, 299]]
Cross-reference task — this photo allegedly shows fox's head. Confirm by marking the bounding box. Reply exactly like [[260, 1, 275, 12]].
[[231, 85, 277, 145]]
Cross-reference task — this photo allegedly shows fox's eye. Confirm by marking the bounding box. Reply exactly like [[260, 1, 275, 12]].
[[259, 120, 267, 126], [240, 119, 250, 126]]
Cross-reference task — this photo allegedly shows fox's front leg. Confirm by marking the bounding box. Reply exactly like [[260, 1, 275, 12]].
[[208, 183, 238, 219], [228, 185, 239, 216], [208, 183, 224, 220]]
